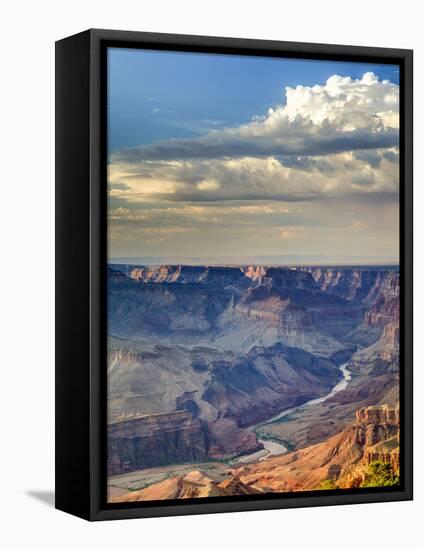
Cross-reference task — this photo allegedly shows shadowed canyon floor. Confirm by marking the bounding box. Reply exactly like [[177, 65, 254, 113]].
[[107, 264, 400, 499]]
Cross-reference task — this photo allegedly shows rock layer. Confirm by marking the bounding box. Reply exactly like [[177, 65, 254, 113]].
[[233, 405, 400, 493], [108, 411, 209, 475]]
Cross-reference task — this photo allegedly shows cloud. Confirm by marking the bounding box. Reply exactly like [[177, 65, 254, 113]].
[[279, 227, 305, 240], [107, 72, 399, 207], [108, 147, 399, 204], [108, 202, 295, 228], [111, 73, 399, 163], [108, 70, 399, 261], [196, 179, 220, 191], [142, 226, 197, 235], [107, 197, 399, 262]]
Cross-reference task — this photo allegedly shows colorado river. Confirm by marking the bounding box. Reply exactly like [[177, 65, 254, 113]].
[[233, 362, 352, 464]]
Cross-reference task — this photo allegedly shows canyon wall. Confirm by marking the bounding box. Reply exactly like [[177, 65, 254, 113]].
[[107, 264, 399, 475], [233, 404, 400, 492], [108, 411, 209, 475], [111, 404, 400, 500]]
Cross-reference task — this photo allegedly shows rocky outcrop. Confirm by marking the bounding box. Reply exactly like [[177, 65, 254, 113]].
[[297, 267, 400, 349], [303, 267, 399, 303], [231, 404, 400, 493], [215, 285, 345, 356], [354, 297, 399, 368], [116, 405, 399, 499], [110, 469, 261, 502], [364, 435, 400, 469], [108, 409, 263, 476], [129, 265, 250, 288], [353, 406, 400, 456], [122, 264, 322, 292], [379, 323, 400, 363], [241, 265, 267, 283], [264, 268, 318, 294], [362, 273, 399, 364], [363, 272, 399, 326], [108, 281, 230, 343], [108, 263, 391, 354], [364, 292, 399, 328], [111, 264, 399, 310], [202, 343, 341, 427], [258, 366, 399, 453], [337, 416, 400, 489], [108, 411, 209, 475], [107, 341, 341, 472]]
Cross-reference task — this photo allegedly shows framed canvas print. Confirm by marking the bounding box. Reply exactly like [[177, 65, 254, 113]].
[[55, 29, 413, 521]]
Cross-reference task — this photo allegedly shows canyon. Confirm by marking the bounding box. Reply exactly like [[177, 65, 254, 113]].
[[111, 405, 400, 501], [107, 263, 400, 498]]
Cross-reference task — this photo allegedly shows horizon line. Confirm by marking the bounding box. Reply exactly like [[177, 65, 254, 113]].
[[108, 259, 399, 268]]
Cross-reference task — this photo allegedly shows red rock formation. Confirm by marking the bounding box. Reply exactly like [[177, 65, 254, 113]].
[[353, 405, 400, 449], [110, 470, 260, 502], [232, 405, 400, 493], [112, 405, 400, 498], [241, 265, 268, 283]]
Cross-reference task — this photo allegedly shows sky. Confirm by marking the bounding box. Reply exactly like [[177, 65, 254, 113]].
[[107, 47, 400, 265]]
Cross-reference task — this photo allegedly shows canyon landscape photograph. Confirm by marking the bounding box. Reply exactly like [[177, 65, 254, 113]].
[[106, 48, 400, 502]]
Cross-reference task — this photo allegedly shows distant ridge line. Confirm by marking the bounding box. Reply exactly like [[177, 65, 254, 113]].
[[109, 262, 399, 269], [109, 262, 399, 271]]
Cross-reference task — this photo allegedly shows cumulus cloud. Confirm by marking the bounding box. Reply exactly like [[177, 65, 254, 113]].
[[108, 71, 399, 261], [111, 73, 399, 163], [109, 147, 399, 203]]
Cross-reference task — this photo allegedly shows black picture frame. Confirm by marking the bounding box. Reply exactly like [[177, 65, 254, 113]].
[[55, 28, 413, 521]]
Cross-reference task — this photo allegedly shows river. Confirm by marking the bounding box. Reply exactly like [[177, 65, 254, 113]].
[[233, 362, 352, 464]]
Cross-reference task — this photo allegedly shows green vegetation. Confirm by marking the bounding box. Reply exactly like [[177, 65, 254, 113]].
[[361, 461, 400, 488], [318, 479, 337, 490], [318, 460, 399, 491], [128, 483, 149, 491]]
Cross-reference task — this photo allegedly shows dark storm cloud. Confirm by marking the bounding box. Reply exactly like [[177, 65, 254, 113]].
[[112, 129, 398, 163]]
